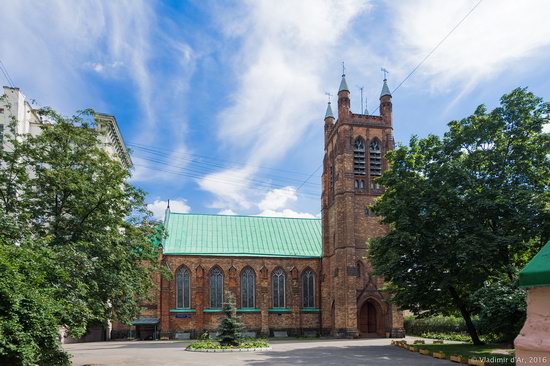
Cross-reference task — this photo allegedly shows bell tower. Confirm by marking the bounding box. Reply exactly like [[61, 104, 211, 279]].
[[320, 71, 404, 338]]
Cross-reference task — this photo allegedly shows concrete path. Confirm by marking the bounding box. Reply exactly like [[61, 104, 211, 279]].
[[65, 337, 454, 366]]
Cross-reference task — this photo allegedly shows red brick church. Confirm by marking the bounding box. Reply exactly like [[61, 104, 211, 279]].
[[124, 73, 405, 340]]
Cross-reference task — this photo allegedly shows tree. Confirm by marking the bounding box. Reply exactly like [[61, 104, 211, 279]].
[[369, 88, 549, 345], [217, 292, 243, 346], [0, 103, 160, 364], [0, 238, 71, 366]]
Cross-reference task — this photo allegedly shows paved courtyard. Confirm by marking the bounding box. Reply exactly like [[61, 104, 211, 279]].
[[65, 337, 454, 366]]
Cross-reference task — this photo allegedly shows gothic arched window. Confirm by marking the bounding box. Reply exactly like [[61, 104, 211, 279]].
[[209, 267, 223, 308], [354, 138, 366, 175], [302, 269, 315, 308], [176, 266, 191, 309], [272, 268, 286, 308], [241, 267, 255, 308], [370, 139, 382, 176]]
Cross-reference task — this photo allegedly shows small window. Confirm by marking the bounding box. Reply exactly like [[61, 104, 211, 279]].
[[364, 207, 369, 217], [272, 268, 286, 308], [0, 124, 4, 145], [210, 267, 223, 308], [0, 108, 4, 114]]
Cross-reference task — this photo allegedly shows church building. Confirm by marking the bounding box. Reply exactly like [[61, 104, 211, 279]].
[[131, 73, 405, 340]]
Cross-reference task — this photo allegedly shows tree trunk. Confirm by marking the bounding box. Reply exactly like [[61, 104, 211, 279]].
[[448, 285, 483, 345]]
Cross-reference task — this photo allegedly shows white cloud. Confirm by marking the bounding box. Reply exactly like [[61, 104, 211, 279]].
[[148, 199, 191, 220], [0, 1, 195, 183], [388, 0, 550, 94], [255, 186, 317, 218], [218, 209, 237, 215], [199, 0, 369, 207], [258, 186, 298, 211], [198, 165, 256, 210], [257, 209, 318, 219]]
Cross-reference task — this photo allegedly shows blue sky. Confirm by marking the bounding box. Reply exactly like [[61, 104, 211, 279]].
[[2, 0, 550, 219]]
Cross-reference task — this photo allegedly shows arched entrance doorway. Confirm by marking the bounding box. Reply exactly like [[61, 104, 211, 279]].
[[358, 299, 384, 337]]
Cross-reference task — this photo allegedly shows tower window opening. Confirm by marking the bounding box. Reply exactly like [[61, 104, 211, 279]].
[[370, 139, 382, 176], [354, 138, 365, 175], [329, 163, 334, 191]]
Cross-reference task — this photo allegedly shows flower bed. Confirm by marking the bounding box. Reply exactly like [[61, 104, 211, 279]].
[[186, 338, 271, 352]]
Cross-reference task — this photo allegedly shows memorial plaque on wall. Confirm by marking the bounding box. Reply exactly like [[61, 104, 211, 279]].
[[347, 266, 359, 276]]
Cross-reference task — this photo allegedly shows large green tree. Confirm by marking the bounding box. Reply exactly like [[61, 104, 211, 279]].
[[369, 88, 549, 345], [0, 104, 160, 365]]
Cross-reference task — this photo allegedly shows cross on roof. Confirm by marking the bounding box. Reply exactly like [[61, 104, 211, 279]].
[[381, 67, 389, 80]]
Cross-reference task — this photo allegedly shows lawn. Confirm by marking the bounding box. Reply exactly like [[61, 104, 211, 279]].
[[409, 343, 514, 365]]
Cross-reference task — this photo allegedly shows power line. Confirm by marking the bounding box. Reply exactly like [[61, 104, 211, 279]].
[[371, 0, 483, 114], [132, 162, 321, 199], [127, 142, 319, 179], [129, 145, 322, 193], [0, 59, 15, 87], [298, 0, 484, 196], [133, 155, 321, 194]]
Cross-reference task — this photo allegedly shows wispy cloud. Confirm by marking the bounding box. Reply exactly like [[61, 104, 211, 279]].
[[0, 0, 195, 183], [199, 0, 370, 211], [387, 0, 550, 94]]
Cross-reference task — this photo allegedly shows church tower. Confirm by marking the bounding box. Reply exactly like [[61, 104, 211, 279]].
[[320, 71, 404, 338]]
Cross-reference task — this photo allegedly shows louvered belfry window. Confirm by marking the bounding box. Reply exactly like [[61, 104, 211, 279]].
[[370, 139, 382, 176], [354, 138, 366, 175]]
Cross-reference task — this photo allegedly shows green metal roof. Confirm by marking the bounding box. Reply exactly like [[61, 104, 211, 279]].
[[162, 212, 322, 258], [132, 317, 159, 325], [519, 240, 550, 288]]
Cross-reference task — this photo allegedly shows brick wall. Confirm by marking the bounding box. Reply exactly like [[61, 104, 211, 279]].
[[158, 255, 321, 337]]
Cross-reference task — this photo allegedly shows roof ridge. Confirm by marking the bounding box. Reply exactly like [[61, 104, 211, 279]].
[[167, 212, 321, 220]]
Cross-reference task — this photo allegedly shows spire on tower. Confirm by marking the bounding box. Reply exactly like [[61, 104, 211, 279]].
[[338, 74, 349, 93], [380, 79, 391, 98], [380, 67, 391, 98], [325, 101, 334, 119]]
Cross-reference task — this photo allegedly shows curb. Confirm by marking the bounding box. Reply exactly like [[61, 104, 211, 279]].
[[186, 347, 272, 353]]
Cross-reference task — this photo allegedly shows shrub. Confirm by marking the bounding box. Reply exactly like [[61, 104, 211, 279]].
[[187, 338, 269, 350], [404, 315, 468, 335], [472, 281, 526, 342]]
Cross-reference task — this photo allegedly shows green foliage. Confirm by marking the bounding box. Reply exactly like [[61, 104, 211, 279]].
[[404, 315, 467, 335], [0, 241, 70, 366], [217, 292, 243, 346], [370, 88, 550, 345], [472, 280, 527, 342], [187, 338, 269, 350], [0, 104, 160, 364], [417, 332, 474, 343]]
